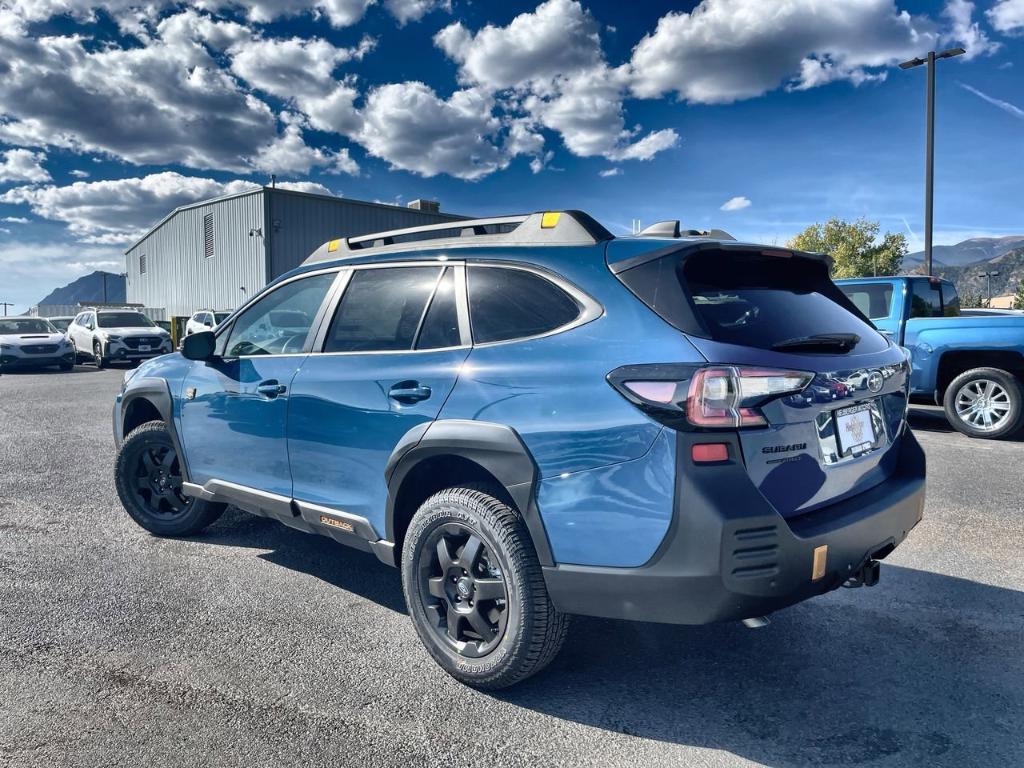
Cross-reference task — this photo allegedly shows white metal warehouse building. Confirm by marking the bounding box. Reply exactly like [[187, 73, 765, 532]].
[[124, 186, 467, 320]]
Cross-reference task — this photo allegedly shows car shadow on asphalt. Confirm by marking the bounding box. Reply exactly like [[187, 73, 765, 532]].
[[193, 512, 1022, 765], [908, 406, 1024, 442], [198, 508, 408, 614], [499, 565, 1023, 765]]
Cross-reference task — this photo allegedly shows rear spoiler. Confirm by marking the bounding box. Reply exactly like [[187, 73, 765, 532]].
[[607, 240, 832, 275]]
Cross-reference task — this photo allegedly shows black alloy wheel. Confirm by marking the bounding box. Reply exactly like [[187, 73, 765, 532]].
[[129, 442, 190, 517], [418, 522, 509, 658], [401, 486, 569, 689], [114, 421, 225, 536]]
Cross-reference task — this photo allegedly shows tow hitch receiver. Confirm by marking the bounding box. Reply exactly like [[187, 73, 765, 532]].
[[843, 559, 881, 589]]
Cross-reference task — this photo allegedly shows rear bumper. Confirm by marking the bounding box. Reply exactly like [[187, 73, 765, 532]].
[[543, 428, 925, 625]]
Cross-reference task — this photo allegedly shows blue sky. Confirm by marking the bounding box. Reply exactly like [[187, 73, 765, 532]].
[[1, 0, 1023, 311]]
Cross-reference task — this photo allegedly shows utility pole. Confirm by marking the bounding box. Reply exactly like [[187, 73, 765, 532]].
[[899, 47, 965, 277], [0, 302, 13, 316], [979, 270, 1000, 304]]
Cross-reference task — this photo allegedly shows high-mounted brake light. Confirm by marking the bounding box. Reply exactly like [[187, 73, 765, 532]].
[[612, 365, 812, 430]]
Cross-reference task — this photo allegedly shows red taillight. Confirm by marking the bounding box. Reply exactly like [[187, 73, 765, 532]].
[[687, 367, 812, 428], [613, 365, 812, 430], [691, 443, 729, 462]]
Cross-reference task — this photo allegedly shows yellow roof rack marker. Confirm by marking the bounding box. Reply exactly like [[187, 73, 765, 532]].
[[541, 211, 561, 229]]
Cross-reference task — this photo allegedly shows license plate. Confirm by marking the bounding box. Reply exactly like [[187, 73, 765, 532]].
[[834, 403, 876, 455], [138, 345, 150, 351]]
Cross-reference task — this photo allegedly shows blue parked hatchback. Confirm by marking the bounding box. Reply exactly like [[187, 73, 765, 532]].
[[113, 211, 926, 688]]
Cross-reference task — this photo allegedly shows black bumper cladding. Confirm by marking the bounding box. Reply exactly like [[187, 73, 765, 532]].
[[542, 428, 926, 625]]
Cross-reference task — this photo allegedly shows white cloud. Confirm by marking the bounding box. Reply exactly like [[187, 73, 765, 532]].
[[958, 83, 1024, 120], [599, 167, 622, 177], [988, 0, 1024, 33], [721, 196, 751, 211], [384, 0, 450, 26], [249, 120, 360, 175], [355, 83, 507, 180], [435, 0, 603, 92], [70, 170, 90, 178], [0, 148, 51, 183], [0, 227, 9, 234], [0, 172, 266, 244], [196, 0, 375, 28], [629, 0, 940, 104], [943, 0, 999, 59], [2, 216, 30, 223], [275, 181, 334, 195], [0, 10, 353, 177], [435, 0, 677, 166]]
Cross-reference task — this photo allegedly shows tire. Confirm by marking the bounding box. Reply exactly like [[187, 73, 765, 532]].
[[114, 420, 226, 536], [943, 367, 1024, 439], [401, 486, 569, 690], [93, 340, 107, 369]]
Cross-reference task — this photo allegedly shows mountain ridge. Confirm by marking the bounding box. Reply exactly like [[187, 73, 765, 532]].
[[36, 271, 126, 308]]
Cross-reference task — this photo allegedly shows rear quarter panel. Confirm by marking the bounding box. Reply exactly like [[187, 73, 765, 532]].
[[437, 245, 706, 567]]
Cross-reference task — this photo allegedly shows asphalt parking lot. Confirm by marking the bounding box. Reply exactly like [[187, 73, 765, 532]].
[[1, 365, 1022, 768]]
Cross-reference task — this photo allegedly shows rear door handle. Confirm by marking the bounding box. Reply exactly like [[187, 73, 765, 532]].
[[389, 382, 432, 404], [256, 380, 287, 398]]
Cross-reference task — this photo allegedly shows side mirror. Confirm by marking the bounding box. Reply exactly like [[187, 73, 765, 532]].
[[204, 320, 213, 327], [181, 330, 217, 361]]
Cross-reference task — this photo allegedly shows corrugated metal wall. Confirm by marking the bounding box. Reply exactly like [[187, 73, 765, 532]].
[[125, 190, 266, 318], [265, 190, 465, 278], [125, 188, 467, 319]]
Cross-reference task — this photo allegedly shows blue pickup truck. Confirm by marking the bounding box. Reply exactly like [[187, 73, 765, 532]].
[[836, 276, 1024, 439]]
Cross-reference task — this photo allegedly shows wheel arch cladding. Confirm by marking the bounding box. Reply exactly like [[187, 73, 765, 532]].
[[384, 419, 555, 567], [119, 378, 192, 482]]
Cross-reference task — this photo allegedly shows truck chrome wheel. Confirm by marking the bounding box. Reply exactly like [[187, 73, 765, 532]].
[[418, 522, 509, 658], [954, 379, 1011, 432]]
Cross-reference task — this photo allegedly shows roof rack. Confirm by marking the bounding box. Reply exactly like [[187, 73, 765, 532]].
[[303, 210, 613, 266], [636, 219, 735, 241]]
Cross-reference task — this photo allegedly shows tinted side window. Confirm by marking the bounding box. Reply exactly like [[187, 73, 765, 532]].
[[941, 283, 960, 317], [837, 282, 894, 320], [417, 267, 462, 350], [325, 267, 442, 353], [910, 281, 942, 319], [468, 267, 580, 344], [224, 272, 335, 357]]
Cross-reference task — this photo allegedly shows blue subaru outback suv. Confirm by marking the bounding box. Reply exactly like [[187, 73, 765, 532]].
[[113, 211, 926, 688]]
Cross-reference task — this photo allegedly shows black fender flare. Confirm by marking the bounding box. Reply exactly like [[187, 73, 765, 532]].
[[117, 377, 192, 482], [383, 419, 554, 567]]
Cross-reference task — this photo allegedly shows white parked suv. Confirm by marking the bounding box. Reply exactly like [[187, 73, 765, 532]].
[[185, 310, 232, 336], [68, 309, 172, 368], [0, 316, 76, 371]]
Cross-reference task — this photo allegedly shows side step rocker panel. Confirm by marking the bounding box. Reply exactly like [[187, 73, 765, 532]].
[[181, 479, 395, 565]]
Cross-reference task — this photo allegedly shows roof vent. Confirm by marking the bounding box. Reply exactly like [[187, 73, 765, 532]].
[[408, 199, 440, 213]]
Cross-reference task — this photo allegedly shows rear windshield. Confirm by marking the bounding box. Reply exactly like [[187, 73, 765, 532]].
[[214, 312, 231, 323], [837, 282, 894, 321], [98, 312, 154, 328], [0, 318, 55, 334], [617, 248, 888, 354]]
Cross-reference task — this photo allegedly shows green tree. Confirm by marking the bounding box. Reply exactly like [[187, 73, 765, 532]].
[[1014, 280, 1024, 311], [787, 218, 909, 279], [960, 290, 987, 309]]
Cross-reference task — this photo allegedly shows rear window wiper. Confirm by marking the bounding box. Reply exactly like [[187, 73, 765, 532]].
[[771, 333, 860, 353]]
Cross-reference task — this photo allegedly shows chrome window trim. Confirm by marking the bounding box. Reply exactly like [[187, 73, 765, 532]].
[[312, 261, 472, 355]]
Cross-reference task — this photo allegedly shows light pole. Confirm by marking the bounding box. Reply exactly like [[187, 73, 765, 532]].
[[899, 47, 965, 278], [0, 302, 13, 316], [979, 270, 1000, 305]]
